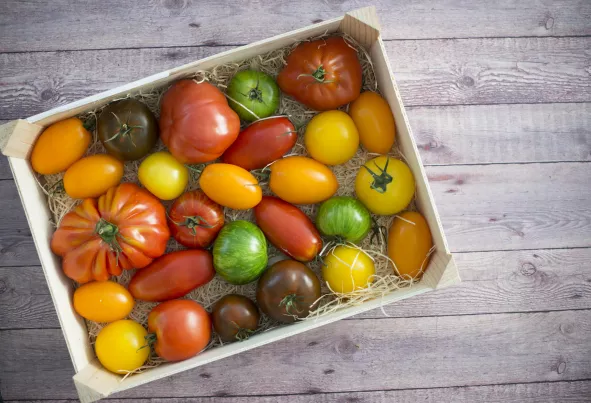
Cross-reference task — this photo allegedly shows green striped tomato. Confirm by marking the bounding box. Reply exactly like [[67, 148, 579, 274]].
[[316, 196, 372, 243]]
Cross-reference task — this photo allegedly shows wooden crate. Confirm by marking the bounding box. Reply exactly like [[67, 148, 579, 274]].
[[0, 6, 459, 402]]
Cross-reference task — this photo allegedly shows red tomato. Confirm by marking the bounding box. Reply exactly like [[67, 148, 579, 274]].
[[168, 190, 224, 249], [160, 80, 240, 163], [148, 299, 211, 362], [254, 196, 322, 262], [221, 116, 297, 170], [51, 183, 169, 283], [128, 250, 215, 302], [277, 37, 362, 111]]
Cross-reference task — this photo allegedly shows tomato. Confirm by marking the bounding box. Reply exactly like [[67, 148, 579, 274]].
[[226, 70, 280, 121], [199, 163, 261, 210], [168, 190, 224, 248], [147, 299, 211, 362], [51, 183, 170, 283], [221, 116, 297, 170], [269, 156, 338, 204], [31, 117, 91, 175], [213, 220, 268, 285], [256, 260, 321, 323], [98, 99, 159, 161], [388, 212, 433, 279], [95, 319, 149, 374], [254, 196, 322, 262], [129, 250, 215, 302], [160, 80, 240, 163], [138, 151, 188, 200], [63, 154, 123, 199], [278, 37, 362, 111], [316, 196, 371, 243], [212, 294, 260, 342], [73, 281, 134, 322], [304, 110, 359, 165], [349, 91, 396, 154], [355, 156, 415, 215], [322, 245, 375, 293]]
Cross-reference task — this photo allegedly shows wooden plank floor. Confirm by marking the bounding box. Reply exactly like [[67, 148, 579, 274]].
[[1, 1, 590, 402]]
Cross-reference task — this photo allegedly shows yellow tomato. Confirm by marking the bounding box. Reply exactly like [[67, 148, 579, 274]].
[[31, 117, 91, 174], [304, 110, 359, 165], [73, 281, 134, 323], [138, 151, 188, 200], [64, 154, 124, 199], [388, 211, 433, 279], [199, 163, 261, 209], [322, 245, 375, 293], [270, 156, 338, 204], [349, 91, 396, 154], [95, 320, 149, 374], [355, 156, 415, 215]]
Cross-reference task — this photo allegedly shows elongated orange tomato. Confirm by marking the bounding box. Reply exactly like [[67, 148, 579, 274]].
[[31, 117, 91, 174], [73, 281, 134, 322], [349, 91, 395, 154], [64, 154, 124, 199], [199, 163, 262, 209], [269, 156, 338, 204], [388, 211, 433, 279]]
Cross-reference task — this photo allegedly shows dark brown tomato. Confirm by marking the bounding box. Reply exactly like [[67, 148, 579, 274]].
[[212, 294, 260, 342], [129, 249, 215, 302], [221, 116, 297, 170], [256, 260, 321, 323], [98, 99, 159, 161]]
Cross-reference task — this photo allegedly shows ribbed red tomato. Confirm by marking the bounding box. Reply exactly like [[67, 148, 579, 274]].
[[168, 190, 224, 249], [160, 80, 240, 163], [221, 116, 297, 170]]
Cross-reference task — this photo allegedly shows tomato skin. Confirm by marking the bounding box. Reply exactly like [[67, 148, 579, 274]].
[[349, 91, 396, 154], [63, 154, 124, 199], [212, 294, 260, 342], [168, 190, 224, 248], [277, 37, 362, 111], [148, 299, 211, 362], [256, 260, 321, 323], [129, 250, 215, 302], [138, 151, 189, 200], [355, 156, 415, 215], [316, 196, 372, 243], [304, 110, 359, 165], [388, 212, 433, 279], [227, 70, 280, 121], [95, 320, 149, 374], [221, 117, 297, 170], [270, 156, 338, 204], [254, 196, 322, 262], [73, 281, 134, 322], [322, 245, 375, 293], [31, 118, 91, 175], [199, 163, 262, 209], [51, 183, 170, 283], [160, 80, 240, 163]]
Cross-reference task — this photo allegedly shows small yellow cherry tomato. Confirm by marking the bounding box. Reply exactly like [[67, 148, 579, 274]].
[[322, 245, 375, 293], [388, 211, 433, 279], [355, 156, 415, 215], [95, 320, 149, 374], [199, 163, 262, 209], [64, 154, 124, 199], [304, 110, 359, 165], [349, 91, 396, 154], [73, 281, 134, 323], [31, 117, 91, 174], [138, 151, 188, 200]]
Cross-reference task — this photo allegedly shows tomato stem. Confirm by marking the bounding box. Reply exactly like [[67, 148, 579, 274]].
[[95, 218, 123, 258], [296, 65, 335, 84], [182, 215, 214, 235], [104, 111, 143, 143], [279, 293, 304, 319], [362, 158, 393, 194], [138, 333, 157, 352]]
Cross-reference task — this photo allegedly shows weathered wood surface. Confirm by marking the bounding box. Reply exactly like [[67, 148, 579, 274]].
[[2, 310, 590, 400]]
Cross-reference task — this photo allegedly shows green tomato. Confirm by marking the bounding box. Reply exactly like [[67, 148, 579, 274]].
[[316, 196, 372, 243], [213, 220, 268, 284], [227, 70, 280, 121]]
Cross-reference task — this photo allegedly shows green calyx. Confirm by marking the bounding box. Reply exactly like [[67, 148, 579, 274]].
[[297, 64, 334, 84], [363, 158, 393, 194], [104, 111, 142, 144], [248, 87, 263, 102], [180, 216, 214, 235], [279, 294, 304, 318], [95, 218, 123, 256]]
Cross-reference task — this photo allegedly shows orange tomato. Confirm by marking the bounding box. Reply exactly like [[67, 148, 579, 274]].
[[73, 281, 134, 322], [387, 211, 433, 279], [63, 154, 124, 199], [349, 91, 395, 154], [199, 163, 262, 209], [31, 117, 91, 174]]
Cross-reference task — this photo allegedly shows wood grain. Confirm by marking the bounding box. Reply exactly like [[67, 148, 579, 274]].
[[2, 310, 590, 399]]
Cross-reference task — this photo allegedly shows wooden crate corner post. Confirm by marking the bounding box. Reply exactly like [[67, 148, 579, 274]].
[[0, 119, 44, 158]]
